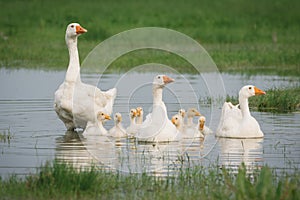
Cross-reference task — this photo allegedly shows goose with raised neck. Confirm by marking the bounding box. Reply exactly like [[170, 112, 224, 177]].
[[137, 75, 181, 142], [54, 23, 117, 131], [216, 85, 266, 138]]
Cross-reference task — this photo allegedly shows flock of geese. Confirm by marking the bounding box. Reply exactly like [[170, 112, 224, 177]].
[[54, 23, 266, 142]]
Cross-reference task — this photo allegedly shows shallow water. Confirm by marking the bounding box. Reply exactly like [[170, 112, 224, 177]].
[[0, 69, 299, 177]]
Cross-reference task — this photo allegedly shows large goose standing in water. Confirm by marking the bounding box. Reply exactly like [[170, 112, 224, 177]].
[[54, 23, 117, 130], [216, 85, 265, 138]]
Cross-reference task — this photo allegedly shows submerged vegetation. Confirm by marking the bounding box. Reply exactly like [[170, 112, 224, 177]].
[[226, 86, 300, 113], [0, 161, 299, 199], [0, 0, 299, 75]]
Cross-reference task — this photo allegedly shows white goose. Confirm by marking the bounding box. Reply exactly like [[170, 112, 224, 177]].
[[54, 23, 117, 130], [137, 75, 181, 142], [108, 113, 127, 138], [197, 116, 212, 136], [171, 114, 184, 133], [83, 111, 111, 136], [216, 85, 266, 138], [126, 108, 139, 136]]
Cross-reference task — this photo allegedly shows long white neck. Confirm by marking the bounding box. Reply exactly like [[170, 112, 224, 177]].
[[153, 85, 163, 105], [65, 35, 81, 83], [239, 95, 251, 117]]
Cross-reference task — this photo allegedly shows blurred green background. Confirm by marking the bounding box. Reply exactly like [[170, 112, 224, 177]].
[[0, 0, 299, 75]]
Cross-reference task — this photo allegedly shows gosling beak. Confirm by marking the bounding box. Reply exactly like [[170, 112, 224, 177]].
[[76, 25, 87, 34], [195, 111, 201, 116], [163, 75, 174, 84], [254, 86, 266, 95], [136, 109, 141, 116], [171, 117, 176, 125], [104, 114, 111, 120], [199, 121, 205, 130]]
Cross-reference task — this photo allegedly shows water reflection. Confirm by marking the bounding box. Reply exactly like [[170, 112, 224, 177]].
[[218, 138, 263, 171], [55, 131, 98, 169]]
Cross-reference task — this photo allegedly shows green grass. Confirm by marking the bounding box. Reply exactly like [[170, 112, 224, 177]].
[[226, 86, 300, 113], [0, 161, 299, 199], [0, 0, 299, 75]]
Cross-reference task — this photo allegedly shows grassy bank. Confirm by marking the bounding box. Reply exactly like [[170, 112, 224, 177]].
[[226, 86, 300, 113], [0, 0, 299, 75], [0, 161, 299, 199]]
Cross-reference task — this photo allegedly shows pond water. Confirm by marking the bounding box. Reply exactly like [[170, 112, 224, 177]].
[[0, 68, 299, 177]]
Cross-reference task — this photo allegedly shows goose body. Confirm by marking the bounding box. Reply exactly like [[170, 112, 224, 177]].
[[108, 113, 127, 137], [216, 85, 265, 138], [54, 23, 117, 130], [137, 75, 181, 142]]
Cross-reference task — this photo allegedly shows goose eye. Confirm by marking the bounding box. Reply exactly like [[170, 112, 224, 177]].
[[71, 25, 74, 28], [101, 113, 104, 115], [249, 87, 252, 90], [158, 76, 161, 79], [175, 117, 178, 120]]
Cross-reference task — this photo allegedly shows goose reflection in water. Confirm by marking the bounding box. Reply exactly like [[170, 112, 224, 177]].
[[55, 131, 98, 169], [217, 138, 263, 172], [55, 130, 118, 171]]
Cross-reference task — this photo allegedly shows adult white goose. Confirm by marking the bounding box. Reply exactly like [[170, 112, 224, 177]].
[[83, 111, 111, 136], [137, 75, 181, 142], [216, 85, 266, 138], [198, 116, 212, 136], [54, 23, 117, 130], [126, 108, 139, 136], [108, 113, 127, 137]]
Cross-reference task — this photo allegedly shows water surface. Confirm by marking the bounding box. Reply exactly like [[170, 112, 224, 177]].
[[0, 69, 299, 177]]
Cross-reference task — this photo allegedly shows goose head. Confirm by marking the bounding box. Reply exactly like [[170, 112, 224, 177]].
[[239, 85, 266, 99], [97, 111, 111, 122], [136, 107, 143, 117], [171, 114, 183, 129], [187, 108, 201, 118], [129, 108, 137, 119], [178, 108, 186, 118], [153, 75, 174, 88], [114, 112, 122, 124], [65, 23, 87, 40], [198, 116, 206, 131]]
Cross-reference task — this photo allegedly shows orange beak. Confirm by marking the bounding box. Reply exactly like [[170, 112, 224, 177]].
[[104, 114, 111, 120], [195, 111, 201, 117], [163, 75, 174, 84], [76, 25, 87, 34], [254, 87, 266, 95], [171, 117, 176, 125], [199, 121, 204, 131]]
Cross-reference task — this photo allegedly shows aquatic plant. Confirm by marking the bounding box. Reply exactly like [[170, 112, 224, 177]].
[[226, 86, 300, 113], [0, 161, 299, 199]]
